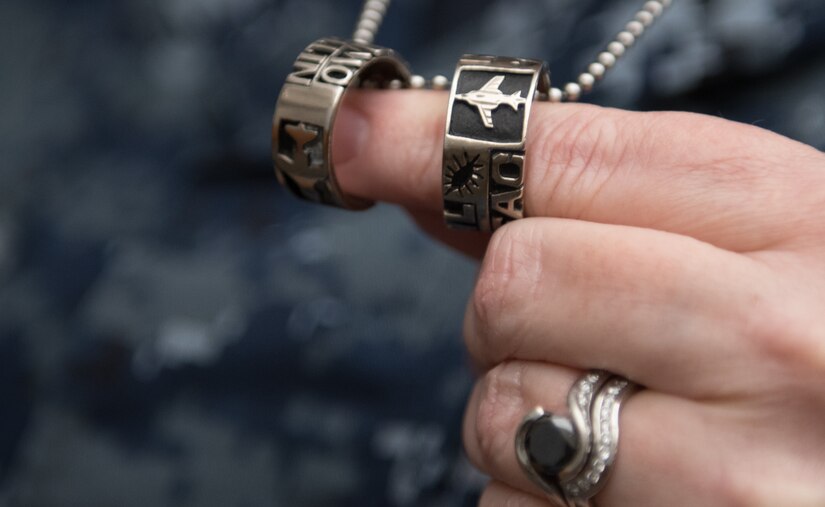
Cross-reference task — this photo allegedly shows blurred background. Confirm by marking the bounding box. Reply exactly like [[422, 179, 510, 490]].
[[0, 0, 823, 506]]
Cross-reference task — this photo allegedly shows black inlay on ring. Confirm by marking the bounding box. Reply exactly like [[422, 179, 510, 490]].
[[449, 70, 532, 143]]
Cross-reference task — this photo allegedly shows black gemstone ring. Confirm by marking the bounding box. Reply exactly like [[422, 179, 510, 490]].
[[442, 55, 549, 231], [273, 37, 411, 209], [515, 371, 640, 505]]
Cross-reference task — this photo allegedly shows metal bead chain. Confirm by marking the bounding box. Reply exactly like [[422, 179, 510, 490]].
[[548, 0, 672, 102], [409, 74, 451, 90], [352, 0, 392, 44], [355, 0, 670, 98]]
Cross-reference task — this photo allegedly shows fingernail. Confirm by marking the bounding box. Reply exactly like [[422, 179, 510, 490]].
[[333, 103, 370, 166]]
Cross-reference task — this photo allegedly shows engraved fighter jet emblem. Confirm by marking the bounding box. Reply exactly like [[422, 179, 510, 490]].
[[455, 75, 527, 129]]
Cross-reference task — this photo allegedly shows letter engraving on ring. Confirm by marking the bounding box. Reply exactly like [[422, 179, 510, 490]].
[[490, 151, 525, 229], [285, 40, 375, 88], [273, 38, 411, 209], [443, 56, 548, 231]]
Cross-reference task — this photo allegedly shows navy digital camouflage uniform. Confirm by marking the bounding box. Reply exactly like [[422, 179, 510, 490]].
[[0, 0, 823, 506]]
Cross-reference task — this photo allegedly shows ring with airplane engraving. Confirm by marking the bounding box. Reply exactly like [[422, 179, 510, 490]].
[[442, 55, 549, 231], [273, 37, 411, 210]]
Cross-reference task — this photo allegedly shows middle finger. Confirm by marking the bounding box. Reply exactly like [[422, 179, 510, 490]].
[[463, 217, 776, 398]]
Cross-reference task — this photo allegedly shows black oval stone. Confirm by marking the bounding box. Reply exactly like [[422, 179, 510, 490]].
[[524, 415, 578, 477]]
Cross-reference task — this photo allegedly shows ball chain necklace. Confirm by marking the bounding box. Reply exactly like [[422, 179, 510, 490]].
[[352, 0, 671, 101], [272, 0, 671, 226]]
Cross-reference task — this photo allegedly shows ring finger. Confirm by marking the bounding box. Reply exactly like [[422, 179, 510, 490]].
[[462, 361, 723, 507]]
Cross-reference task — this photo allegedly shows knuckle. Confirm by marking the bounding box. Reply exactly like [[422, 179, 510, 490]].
[[479, 484, 533, 507], [740, 299, 825, 378], [473, 362, 527, 470], [468, 222, 543, 364], [717, 479, 763, 507], [405, 141, 439, 201], [531, 106, 631, 216], [471, 233, 512, 339], [530, 107, 694, 218], [719, 467, 823, 507], [715, 466, 767, 507], [400, 112, 445, 206]]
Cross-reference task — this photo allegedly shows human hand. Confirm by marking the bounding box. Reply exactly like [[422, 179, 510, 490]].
[[332, 90, 825, 506]]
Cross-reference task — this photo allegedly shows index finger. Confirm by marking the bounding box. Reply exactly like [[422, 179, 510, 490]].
[[332, 90, 821, 252]]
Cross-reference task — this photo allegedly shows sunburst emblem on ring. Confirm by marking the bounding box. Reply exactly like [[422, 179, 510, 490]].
[[444, 152, 484, 197]]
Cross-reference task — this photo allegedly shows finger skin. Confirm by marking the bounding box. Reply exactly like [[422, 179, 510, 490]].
[[462, 217, 776, 398], [478, 481, 550, 507], [332, 90, 825, 253], [408, 210, 490, 259], [334, 90, 446, 213]]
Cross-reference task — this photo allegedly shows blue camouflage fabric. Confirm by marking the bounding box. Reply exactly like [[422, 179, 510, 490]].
[[0, 0, 823, 505]]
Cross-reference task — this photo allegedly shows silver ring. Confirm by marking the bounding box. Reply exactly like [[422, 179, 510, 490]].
[[515, 370, 640, 506], [442, 55, 549, 231], [273, 37, 411, 210]]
